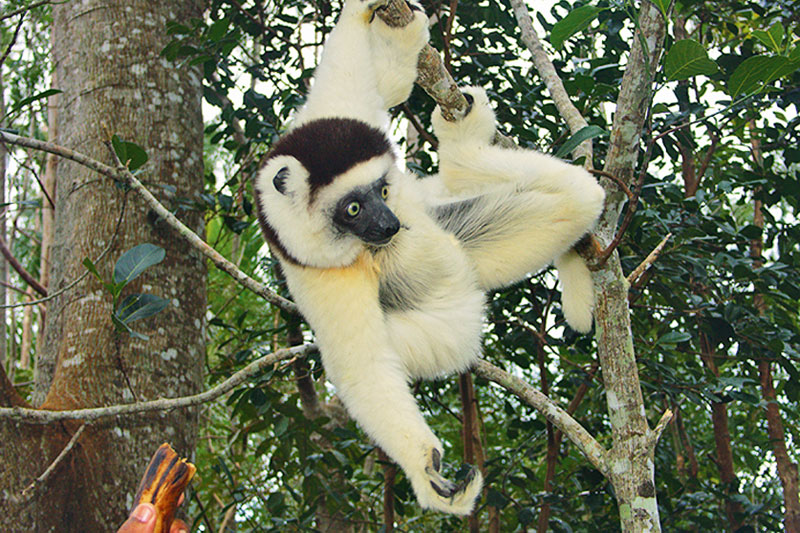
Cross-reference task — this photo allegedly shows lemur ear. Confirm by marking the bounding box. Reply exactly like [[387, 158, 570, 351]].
[[257, 155, 307, 201], [273, 166, 290, 195]]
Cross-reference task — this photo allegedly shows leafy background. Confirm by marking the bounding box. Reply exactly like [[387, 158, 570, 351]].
[[1, 0, 798, 531]]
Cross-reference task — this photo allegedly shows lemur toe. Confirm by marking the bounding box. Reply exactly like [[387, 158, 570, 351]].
[[406, 0, 425, 12], [429, 464, 478, 498]]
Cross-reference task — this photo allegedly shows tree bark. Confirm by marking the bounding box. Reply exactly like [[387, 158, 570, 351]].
[[0, 1, 207, 530], [594, 1, 669, 531]]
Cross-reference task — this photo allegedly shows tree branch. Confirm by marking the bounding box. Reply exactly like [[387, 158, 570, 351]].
[[627, 232, 672, 285], [508, 0, 592, 164], [472, 360, 608, 476], [0, 344, 315, 423], [19, 422, 89, 501], [0, 234, 47, 296], [0, 130, 299, 316]]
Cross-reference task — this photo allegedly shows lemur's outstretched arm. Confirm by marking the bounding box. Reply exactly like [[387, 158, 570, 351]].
[[282, 256, 482, 515], [295, 0, 428, 128]]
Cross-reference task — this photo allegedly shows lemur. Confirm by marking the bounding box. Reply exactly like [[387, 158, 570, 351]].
[[253, 0, 605, 515]]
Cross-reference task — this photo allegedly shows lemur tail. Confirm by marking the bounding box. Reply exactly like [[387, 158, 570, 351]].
[[554, 249, 595, 333]]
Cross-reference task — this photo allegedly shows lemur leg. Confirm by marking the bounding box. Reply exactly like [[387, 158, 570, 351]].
[[368, 1, 429, 108], [282, 258, 483, 515], [431, 87, 604, 330]]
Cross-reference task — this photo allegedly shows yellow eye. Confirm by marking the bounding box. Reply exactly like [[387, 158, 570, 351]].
[[346, 201, 361, 217], [381, 185, 389, 199]]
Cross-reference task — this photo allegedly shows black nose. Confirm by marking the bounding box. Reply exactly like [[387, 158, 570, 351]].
[[381, 218, 400, 239]]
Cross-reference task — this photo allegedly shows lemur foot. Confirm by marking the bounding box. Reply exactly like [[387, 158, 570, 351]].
[[413, 448, 483, 515], [432, 86, 497, 145]]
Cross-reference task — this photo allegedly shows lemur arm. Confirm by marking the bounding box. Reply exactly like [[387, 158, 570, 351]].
[[281, 256, 482, 515], [294, 0, 427, 128]]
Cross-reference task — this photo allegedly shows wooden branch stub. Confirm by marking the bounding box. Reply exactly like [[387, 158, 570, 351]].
[[133, 443, 196, 533]]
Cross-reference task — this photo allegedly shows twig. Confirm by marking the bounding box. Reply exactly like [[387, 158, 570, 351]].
[[20, 422, 89, 500], [589, 169, 633, 200], [400, 103, 438, 149], [0, 130, 298, 316], [0, 0, 55, 22], [472, 359, 608, 476], [0, 186, 126, 309], [626, 233, 671, 285], [0, 234, 47, 296], [0, 344, 315, 423], [0, 8, 25, 69]]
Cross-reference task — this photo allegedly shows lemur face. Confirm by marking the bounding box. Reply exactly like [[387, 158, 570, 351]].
[[254, 118, 400, 267]]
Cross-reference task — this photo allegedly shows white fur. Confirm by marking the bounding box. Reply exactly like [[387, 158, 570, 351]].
[[256, 0, 603, 516], [432, 86, 604, 325]]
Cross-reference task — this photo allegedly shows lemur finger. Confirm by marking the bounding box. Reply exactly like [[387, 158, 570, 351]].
[[452, 92, 475, 121], [406, 0, 425, 12], [366, 0, 392, 19]]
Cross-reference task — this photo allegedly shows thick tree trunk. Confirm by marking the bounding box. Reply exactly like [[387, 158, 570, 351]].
[[0, 1, 207, 530]]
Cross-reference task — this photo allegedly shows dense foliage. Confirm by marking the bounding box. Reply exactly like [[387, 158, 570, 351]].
[[1, 0, 798, 531]]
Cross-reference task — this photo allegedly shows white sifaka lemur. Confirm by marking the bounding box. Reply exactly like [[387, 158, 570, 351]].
[[253, 0, 605, 515]]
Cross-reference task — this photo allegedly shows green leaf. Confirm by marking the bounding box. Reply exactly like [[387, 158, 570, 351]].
[[727, 55, 791, 96], [82, 257, 103, 282], [752, 23, 784, 53], [111, 135, 149, 171], [8, 89, 62, 117], [83, 257, 117, 294], [113, 243, 166, 286], [115, 293, 170, 324], [208, 17, 230, 42], [664, 40, 719, 81], [555, 125, 608, 158], [739, 224, 763, 239], [550, 6, 603, 50], [656, 331, 692, 346]]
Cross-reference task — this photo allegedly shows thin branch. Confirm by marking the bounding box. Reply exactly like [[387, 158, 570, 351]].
[[0, 130, 298, 316], [0, 8, 25, 69], [626, 232, 672, 285], [0, 344, 315, 423], [400, 103, 438, 149], [0, 0, 55, 23], [0, 234, 47, 296], [650, 409, 673, 446], [472, 359, 608, 476], [442, 0, 458, 72], [0, 186, 126, 309], [508, 0, 592, 164], [20, 422, 89, 501], [595, 136, 653, 266], [590, 169, 633, 200]]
